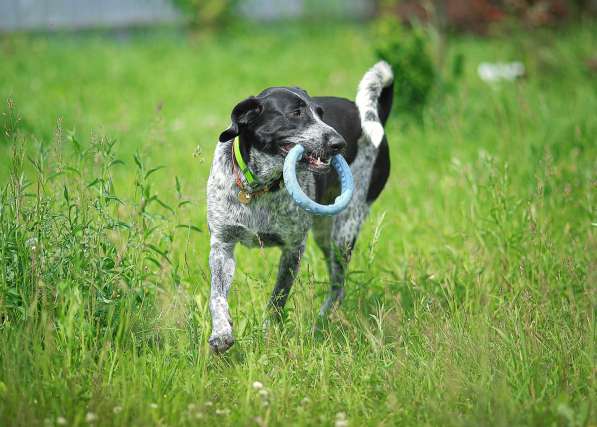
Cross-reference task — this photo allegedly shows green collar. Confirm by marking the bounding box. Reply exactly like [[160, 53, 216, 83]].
[[233, 138, 260, 188]]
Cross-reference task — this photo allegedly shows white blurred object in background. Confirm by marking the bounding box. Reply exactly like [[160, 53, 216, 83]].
[[478, 62, 526, 82]]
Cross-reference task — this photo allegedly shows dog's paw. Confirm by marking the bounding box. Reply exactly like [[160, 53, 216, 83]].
[[209, 331, 235, 354], [319, 287, 345, 317]]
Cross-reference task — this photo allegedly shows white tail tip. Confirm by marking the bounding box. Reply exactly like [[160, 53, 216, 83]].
[[375, 60, 394, 87]]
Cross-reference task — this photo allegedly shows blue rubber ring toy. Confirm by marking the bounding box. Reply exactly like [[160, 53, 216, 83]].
[[283, 144, 354, 216]]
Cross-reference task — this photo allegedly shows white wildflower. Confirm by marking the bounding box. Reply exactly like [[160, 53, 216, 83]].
[[252, 381, 264, 390], [335, 412, 348, 427], [85, 412, 97, 423], [215, 408, 230, 416], [26, 237, 38, 252]]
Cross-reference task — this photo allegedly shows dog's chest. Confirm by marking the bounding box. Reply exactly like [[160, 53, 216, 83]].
[[238, 191, 312, 247], [208, 181, 314, 249], [211, 190, 312, 247]]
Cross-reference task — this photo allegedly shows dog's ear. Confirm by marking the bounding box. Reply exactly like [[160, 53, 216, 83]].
[[219, 97, 263, 142]]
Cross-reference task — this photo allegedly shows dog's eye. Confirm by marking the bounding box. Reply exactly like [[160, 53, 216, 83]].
[[315, 106, 324, 118]]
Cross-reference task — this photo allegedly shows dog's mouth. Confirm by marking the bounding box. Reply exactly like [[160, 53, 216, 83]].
[[280, 144, 331, 173]]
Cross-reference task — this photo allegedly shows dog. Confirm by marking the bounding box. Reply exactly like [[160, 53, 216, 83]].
[[206, 61, 394, 353]]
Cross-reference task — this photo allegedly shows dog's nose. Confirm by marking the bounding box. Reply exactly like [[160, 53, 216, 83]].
[[328, 136, 346, 153]]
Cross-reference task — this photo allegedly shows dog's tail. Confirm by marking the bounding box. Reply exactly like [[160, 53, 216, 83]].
[[355, 60, 394, 148]]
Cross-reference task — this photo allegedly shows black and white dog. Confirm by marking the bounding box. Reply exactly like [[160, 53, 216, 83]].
[[207, 61, 393, 352]]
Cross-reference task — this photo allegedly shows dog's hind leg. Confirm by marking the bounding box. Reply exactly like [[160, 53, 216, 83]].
[[208, 238, 236, 353], [319, 204, 369, 316], [268, 240, 306, 319], [319, 139, 378, 316]]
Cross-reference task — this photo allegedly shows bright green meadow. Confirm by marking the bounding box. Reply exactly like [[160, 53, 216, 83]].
[[0, 22, 595, 426]]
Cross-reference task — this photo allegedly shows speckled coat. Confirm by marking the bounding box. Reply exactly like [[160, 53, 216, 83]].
[[206, 61, 394, 353]]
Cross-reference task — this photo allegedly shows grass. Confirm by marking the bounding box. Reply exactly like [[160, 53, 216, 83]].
[[0, 21, 595, 426]]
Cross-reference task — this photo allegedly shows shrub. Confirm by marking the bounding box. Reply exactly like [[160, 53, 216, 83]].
[[172, 0, 238, 30], [374, 16, 436, 119]]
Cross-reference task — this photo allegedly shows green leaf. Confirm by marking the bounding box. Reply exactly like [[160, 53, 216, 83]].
[[63, 166, 81, 176], [145, 166, 165, 179], [133, 153, 143, 171], [104, 195, 124, 205], [155, 198, 174, 213], [68, 131, 81, 152], [175, 176, 182, 197], [109, 159, 125, 168], [145, 256, 161, 268], [176, 224, 202, 233], [146, 244, 171, 264]]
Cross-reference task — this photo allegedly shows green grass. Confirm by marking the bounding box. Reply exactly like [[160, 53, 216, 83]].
[[0, 22, 595, 426]]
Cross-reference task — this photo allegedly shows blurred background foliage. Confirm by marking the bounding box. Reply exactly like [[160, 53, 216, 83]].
[[374, 0, 596, 119], [172, 0, 239, 30], [374, 15, 436, 119]]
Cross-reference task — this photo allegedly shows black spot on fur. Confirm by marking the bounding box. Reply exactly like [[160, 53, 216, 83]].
[[364, 110, 378, 122]]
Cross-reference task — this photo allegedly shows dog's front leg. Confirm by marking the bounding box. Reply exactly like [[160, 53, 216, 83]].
[[208, 238, 236, 353], [268, 240, 306, 319]]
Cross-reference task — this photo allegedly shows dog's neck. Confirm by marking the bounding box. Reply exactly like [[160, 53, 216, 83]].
[[246, 149, 284, 187], [223, 145, 280, 196], [232, 134, 283, 190]]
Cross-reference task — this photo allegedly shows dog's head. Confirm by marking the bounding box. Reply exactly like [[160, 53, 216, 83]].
[[219, 87, 346, 176]]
